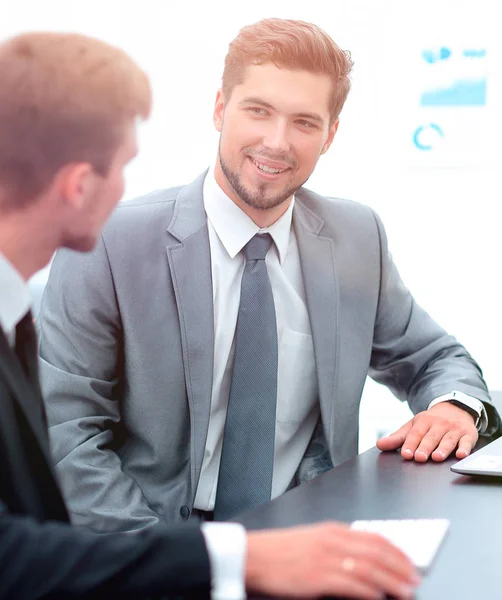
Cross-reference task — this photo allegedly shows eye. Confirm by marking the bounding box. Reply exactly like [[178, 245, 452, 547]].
[[297, 120, 316, 129], [248, 107, 268, 116]]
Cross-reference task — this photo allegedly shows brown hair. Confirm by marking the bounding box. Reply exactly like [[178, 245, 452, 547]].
[[222, 18, 353, 125], [0, 32, 152, 206]]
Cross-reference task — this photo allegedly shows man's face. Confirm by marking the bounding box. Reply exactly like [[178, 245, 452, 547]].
[[63, 122, 138, 252], [213, 63, 338, 212]]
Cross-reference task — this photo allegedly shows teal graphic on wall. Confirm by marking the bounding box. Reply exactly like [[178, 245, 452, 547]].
[[420, 47, 486, 107]]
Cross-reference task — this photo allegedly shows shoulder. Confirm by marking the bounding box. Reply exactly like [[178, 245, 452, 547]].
[[295, 186, 379, 234], [110, 187, 181, 224], [99, 186, 185, 249], [118, 187, 182, 209]]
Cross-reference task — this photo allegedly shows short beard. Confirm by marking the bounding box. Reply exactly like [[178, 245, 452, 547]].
[[219, 150, 300, 211]]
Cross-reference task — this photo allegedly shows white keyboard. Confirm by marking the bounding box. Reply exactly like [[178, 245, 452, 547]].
[[351, 518, 450, 571]]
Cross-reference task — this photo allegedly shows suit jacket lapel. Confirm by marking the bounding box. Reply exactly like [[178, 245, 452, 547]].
[[294, 193, 340, 440], [165, 173, 214, 497], [0, 328, 53, 464]]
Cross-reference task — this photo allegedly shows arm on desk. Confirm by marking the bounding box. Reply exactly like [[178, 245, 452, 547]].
[[368, 211, 500, 459], [368, 211, 492, 417]]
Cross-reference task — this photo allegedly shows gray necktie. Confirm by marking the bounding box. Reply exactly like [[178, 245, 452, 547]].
[[214, 234, 278, 520]]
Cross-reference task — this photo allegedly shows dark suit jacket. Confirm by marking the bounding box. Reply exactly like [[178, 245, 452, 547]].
[[0, 327, 210, 599]]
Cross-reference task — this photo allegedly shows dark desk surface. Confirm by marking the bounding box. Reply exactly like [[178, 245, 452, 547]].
[[238, 444, 502, 599]]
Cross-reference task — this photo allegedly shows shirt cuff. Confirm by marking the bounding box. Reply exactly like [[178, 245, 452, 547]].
[[201, 522, 247, 600], [428, 390, 488, 433]]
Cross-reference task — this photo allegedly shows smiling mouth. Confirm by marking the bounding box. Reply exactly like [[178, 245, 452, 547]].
[[250, 157, 290, 175]]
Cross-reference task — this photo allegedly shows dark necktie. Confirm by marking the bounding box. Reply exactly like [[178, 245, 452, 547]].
[[214, 234, 278, 520], [14, 310, 49, 434], [15, 310, 39, 384]]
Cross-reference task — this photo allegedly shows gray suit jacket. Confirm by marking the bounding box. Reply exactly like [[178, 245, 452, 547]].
[[38, 172, 498, 533]]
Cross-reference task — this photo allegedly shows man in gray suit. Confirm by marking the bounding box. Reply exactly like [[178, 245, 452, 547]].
[[39, 18, 499, 538]]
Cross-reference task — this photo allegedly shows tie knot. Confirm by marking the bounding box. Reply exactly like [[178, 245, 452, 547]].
[[243, 234, 273, 261]]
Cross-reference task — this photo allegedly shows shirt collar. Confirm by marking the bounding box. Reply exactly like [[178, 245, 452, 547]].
[[203, 168, 294, 264], [0, 252, 31, 338]]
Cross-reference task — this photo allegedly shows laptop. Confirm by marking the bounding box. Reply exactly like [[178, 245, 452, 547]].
[[451, 435, 502, 476]]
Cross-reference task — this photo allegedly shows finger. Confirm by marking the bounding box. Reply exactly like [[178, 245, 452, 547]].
[[325, 557, 417, 600], [376, 422, 413, 452], [347, 558, 418, 600], [431, 431, 464, 461], [322, 571, 386, 600], [455, 432, 478, 459], [348, 532, 418, 582], [400, 422, 432, 460], [414, 424, 452, 462]]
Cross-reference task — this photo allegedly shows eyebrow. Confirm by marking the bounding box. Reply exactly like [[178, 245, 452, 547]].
[[239, 96, 325, 125]]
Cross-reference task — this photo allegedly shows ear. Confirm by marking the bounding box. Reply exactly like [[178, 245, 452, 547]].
[[321, 119, 340, 155], [213, 89, 226, 132], [54, 163, 96, 211]]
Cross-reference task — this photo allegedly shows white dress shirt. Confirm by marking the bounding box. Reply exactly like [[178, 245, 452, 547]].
[[0, 252, 31, 347], [194, 170, 320, 512]]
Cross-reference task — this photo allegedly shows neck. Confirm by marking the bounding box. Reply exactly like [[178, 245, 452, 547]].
[[213, 163, 292, 229], [0, 210, 57, 281]]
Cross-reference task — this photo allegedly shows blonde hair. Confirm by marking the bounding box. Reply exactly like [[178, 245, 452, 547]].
[[222, 18, 353, 125], [0, 32, 152, 206]]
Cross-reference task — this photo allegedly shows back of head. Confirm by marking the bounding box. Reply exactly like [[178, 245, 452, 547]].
[[222, 18, 353, 125], [0, 32, 152, 209]]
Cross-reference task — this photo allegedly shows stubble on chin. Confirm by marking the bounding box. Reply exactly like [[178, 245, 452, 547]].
[[219, 153, 298, 211]]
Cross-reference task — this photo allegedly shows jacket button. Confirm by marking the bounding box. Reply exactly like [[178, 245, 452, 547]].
[[180, 505, 190, 520]]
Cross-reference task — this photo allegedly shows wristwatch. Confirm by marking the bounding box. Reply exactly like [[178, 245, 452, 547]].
[[428, 391, 486, 431], [447, 399, 481, 428]]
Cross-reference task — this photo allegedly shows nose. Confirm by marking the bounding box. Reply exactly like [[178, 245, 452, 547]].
[[262, 118, 291, 154]]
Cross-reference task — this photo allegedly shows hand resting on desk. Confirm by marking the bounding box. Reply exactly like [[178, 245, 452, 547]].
[[377, 402, 478, 462]]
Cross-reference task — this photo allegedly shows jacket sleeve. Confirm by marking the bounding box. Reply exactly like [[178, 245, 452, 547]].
[[368, 210, 501, 436], [38, 237, 163, 532], [0, 500, 210, 599]]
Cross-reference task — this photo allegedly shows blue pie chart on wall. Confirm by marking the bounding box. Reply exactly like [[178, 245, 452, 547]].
[[413, 123, 444, 151]]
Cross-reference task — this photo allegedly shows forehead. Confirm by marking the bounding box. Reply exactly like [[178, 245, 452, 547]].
[[231, 63, 332, 118]]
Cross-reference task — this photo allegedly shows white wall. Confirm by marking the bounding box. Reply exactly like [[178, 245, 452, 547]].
[[3, 0, 501, 451]]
